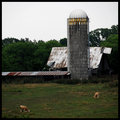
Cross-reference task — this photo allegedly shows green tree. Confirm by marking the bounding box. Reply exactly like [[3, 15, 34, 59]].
[[45, 39, 62, 53], [2, 42, 36, 71], [100, 34, 118, 48], [2, 37, 19, 47], [2, 39, 62, 71], [89, 30, 101, 46], [32, 40, 49, 70], [59, 38, 67, 46], [89, 25, 118, 46], [110, 25, 118, 34]]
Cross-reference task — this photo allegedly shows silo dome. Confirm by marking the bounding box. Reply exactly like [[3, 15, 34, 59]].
[[69, 9, 88, 18]]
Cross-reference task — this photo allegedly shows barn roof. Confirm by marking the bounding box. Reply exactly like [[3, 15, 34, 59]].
[[47, 47, 112, 69], [2, 71, 69, 76]]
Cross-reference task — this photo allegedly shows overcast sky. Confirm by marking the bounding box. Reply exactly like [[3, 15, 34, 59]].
[[2, 2, 118, 42]]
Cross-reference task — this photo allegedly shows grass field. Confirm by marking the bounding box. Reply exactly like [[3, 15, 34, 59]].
[[2, 81, 118, 118]]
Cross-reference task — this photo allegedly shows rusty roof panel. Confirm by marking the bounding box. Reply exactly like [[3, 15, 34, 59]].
[[2, 71, 69, 76], [7, 72, 18, 76], [18, 72, 33, 76], [47, 47, 112, 69]]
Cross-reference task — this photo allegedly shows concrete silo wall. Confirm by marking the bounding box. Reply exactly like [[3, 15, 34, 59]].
[[67, 18, 89, 80]]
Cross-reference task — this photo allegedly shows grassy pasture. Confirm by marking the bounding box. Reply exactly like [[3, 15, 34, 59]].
[[2, 81, 118, 118]]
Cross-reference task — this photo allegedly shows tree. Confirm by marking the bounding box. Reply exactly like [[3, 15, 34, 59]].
[[2, 39, 62, 71], [59, 38, 67, 46], [100, 34, 118, 48], [45, 40, 62, 53], [89, 25, 118, 46], [89, 30, 101, 46], [2, 42, 36, 71], [111, 25, 118, 34], [32, 40, 48, 71], [2, 37, 19, 47]]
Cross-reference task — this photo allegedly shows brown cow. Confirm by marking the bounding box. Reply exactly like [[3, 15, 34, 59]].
[[93, 92, 100, 98], [20, 105, 30, 112]]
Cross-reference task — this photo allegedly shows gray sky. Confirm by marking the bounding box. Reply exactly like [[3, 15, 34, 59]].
[[2, 2, 118, 42]]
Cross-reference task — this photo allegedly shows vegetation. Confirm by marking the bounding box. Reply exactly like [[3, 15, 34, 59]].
[[2, 76, 118, 118], [2, 25, 118, 73], [89, 25, 118, 46], [2, 39, 62, 71], [59, 38, 67, 46]]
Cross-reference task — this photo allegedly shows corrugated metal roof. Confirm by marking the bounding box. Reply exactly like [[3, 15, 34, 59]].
[[2, 72, 10, 76], [103, 47, 112, 54], [2, 71, 69, 76], [47, 47, 67, 68], [47, 47, 112, 69], [90, 47, 102, 69]]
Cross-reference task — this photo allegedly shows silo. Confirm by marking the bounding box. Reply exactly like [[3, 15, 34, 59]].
[[67, 9, 89, 80]]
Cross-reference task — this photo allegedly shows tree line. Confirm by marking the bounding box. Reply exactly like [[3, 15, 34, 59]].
[[2, 25, 118, 73], [2, 38, 66, 72], [89, 25, 118, 46]]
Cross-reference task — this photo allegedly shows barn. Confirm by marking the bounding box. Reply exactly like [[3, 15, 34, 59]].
[[47, 47, 112, 75], [2, 46, 112, 82]]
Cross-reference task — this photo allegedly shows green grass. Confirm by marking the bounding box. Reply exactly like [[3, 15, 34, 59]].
[[2, 82, 118, 118]]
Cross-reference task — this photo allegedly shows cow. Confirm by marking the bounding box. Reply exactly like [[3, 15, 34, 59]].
[[20, 105, 30, 112], [93, 92, 100, 98]]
